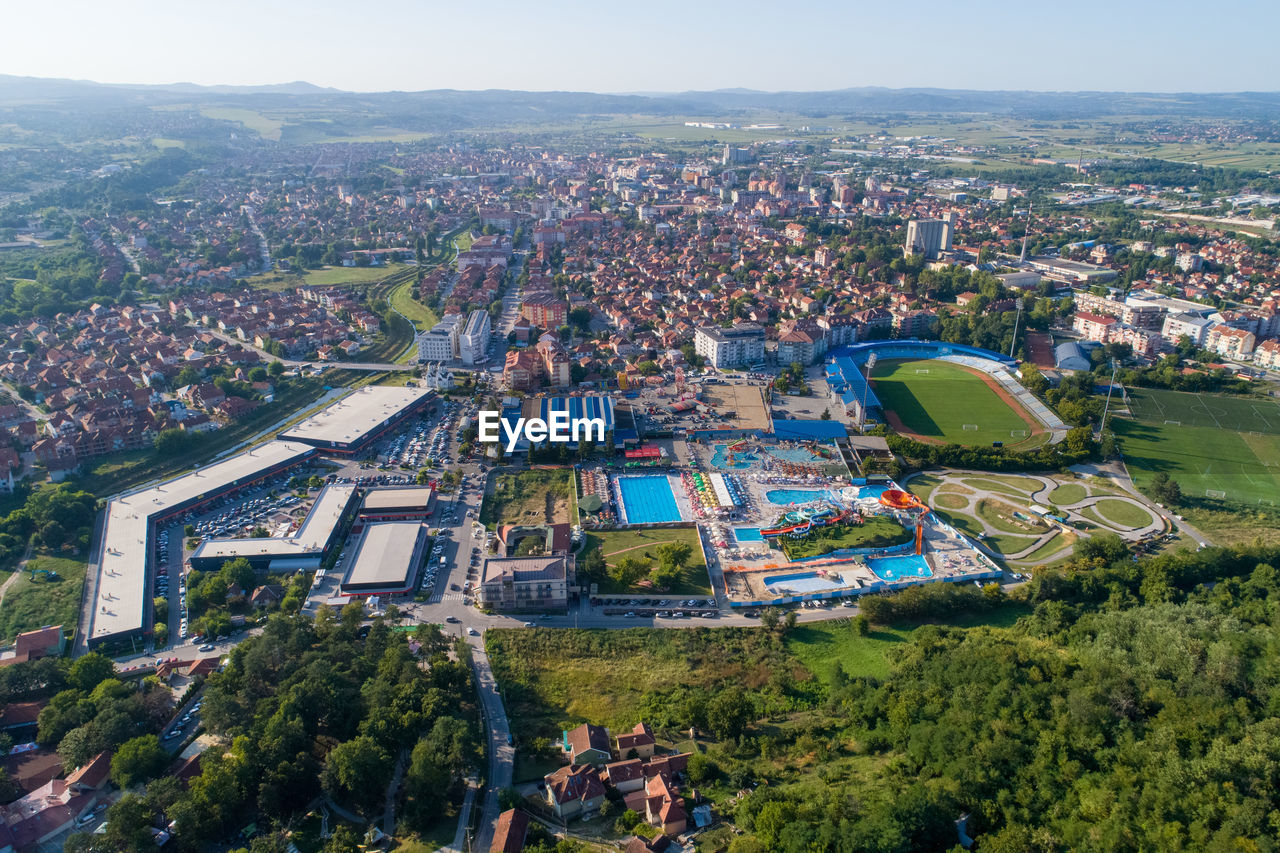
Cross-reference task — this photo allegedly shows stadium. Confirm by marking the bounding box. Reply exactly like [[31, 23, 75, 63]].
[[825, 340, 1067, 447]]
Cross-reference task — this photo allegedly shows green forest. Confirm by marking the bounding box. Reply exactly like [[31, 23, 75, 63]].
[[491, 541, 1280, 853], [63, 607, 481, 853]]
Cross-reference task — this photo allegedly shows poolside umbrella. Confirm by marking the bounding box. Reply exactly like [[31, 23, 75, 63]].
[[580, 495, 604, 513]]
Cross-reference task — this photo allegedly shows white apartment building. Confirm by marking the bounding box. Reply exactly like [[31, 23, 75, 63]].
[[1161, 312, 1214, 347], [694, 323, 766, 368], [417, 315, 463, 363], [459, 309, 491, 366]]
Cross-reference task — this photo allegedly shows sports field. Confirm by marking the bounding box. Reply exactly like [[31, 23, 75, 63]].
[[1126, 386, 1280, 433], [871, 359, 1035, 447], [1118, 388, 1280, 505]]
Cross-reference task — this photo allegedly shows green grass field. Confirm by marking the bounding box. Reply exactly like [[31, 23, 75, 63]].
[[1114, 417, 1280, 506], [585, 528, 710, 595], [0, 557, 85, 644], [388, 279, 438, 332], [1126, 387, 1280, 434], [1118, 388, 1280, 505], [871, 359, 1033, 446]]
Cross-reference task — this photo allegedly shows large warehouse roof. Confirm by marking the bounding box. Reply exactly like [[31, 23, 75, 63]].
[[340, 522, 426, 593], [361, 486, 436, 513], [188, 485, 357, 565], [280, 386, 432, 448], [91, 440, 316, 645]]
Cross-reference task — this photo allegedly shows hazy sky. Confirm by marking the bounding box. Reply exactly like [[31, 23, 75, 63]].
[[4, 0, 1278, 93]]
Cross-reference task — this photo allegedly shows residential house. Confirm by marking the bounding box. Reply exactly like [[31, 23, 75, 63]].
[[491, 808, 529, 853], [564, 723, 613, 765], [615, 722, 656, 759], [544, 764, 606, 820]]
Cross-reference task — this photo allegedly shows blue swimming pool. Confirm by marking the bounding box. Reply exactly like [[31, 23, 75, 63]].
[[763, 570, 846, 593], [734, 527, 763, 543], [768, 447, 826, 464], [857, 485, 891, 500], [710, 444, 756, 470], [867, 554, 932, 582], [617, 475, 683, 524], [765, 488, 834, 505]]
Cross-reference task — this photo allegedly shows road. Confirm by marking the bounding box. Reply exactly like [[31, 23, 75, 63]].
[[1070, 458, 1214, 547], [468, 640, 512, 853]]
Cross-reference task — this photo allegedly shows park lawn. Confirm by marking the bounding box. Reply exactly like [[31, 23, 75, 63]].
[[972, 474, 1044, 493], [1049, 483, 1088, 505], [780, 516, 913, 560], [981, 533, 1040, 557], [786, 607, 1030, 684], [301, 264, 407, 287], [903, 473, 945, 503], [198, 105, 284, 139], [933, 493, 969, 510], [0, 556, 85, 644], [389, 279, 439, 332], [585, 527, 710, 595], [1114, 416, 1280, 506], [975, 499, 1053, 536], [1090, 498, 1154, 529], [480, 469, 574, 526], [1014, 531, 1078, 566], [960, 475, 1039, 495], [871, 359, 1032, 447]]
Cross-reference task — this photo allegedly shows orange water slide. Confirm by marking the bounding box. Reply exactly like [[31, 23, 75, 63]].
[[879, 489, 926, 511]]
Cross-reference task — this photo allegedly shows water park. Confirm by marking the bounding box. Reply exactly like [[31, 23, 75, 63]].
[[574, 428, 1001, 607], [716, 480, 1000, 605]]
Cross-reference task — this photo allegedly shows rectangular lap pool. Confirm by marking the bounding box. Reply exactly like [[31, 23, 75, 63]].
[[733, 527, 763, 543], [765, 488, 834, 506], [616, 475, 684, 524], [867, 554, 932, 581], [763, 570, 847, 594]]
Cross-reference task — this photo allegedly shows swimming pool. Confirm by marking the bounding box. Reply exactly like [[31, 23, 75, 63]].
[[763, 570, 847, 593], [734, 527, 763, 543], [710, 444, 756, 469], [767, 447, 826, 464], [616, 475, 683, 524], [857, 485, 891, 500], [867, 554, 932, 582], [765, 488, 834, 506]]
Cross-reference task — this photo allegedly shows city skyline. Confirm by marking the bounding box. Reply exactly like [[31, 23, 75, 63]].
[[4, 0, 1279, 95]]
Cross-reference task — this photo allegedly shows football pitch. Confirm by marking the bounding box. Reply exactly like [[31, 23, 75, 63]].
[[1118, 387, 1280, 505], [871, 359, 1035, 447], [1125, 386, 1280, 434]]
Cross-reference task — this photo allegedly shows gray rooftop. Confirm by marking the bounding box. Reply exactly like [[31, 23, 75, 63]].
[[341, 522, 426, 592], [91, 440, 315, 643], [188, 485, 357, 562], [279, 386, 432, 447], [361, 487, 436, 512], [481, 556, 568, 585]]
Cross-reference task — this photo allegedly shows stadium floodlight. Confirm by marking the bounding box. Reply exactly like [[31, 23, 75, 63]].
[[861, 353, 878, 433], [1009, 298, 1024, 358]]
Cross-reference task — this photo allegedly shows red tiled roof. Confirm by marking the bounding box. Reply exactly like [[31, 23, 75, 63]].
[[490, 808, 529, 853]]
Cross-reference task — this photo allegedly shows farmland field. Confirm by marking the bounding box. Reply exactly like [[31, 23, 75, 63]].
[[871, 359, 1036, 447]]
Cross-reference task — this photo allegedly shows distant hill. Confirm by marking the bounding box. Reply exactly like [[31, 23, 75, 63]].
[[2, 74, 1279, 147], [2, 73, 1279, 119]]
